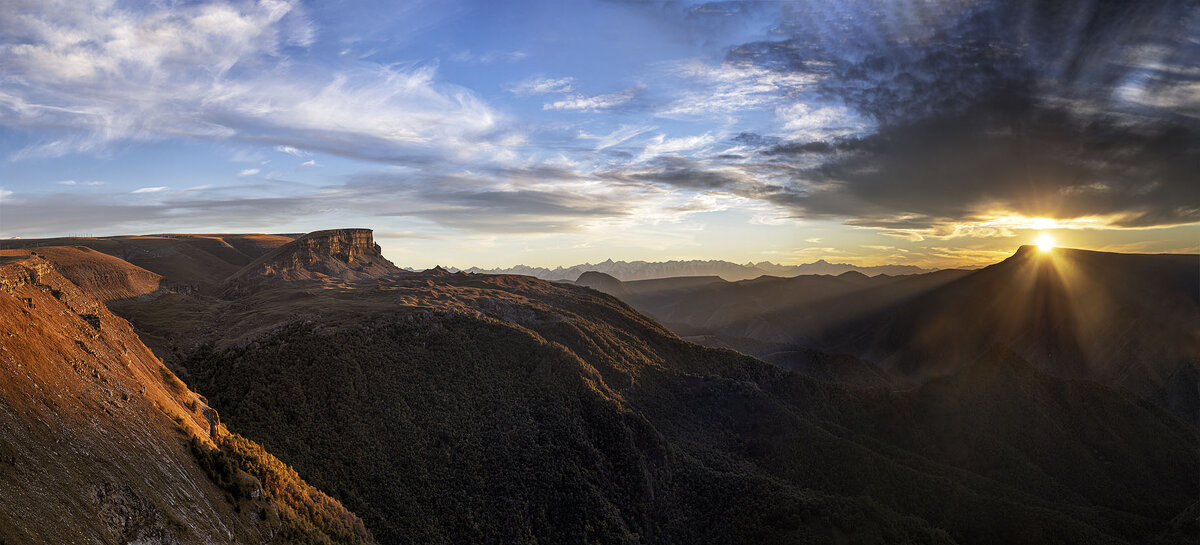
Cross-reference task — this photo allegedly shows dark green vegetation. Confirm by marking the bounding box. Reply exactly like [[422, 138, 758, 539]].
[[189, 433, 373, 544], [182, 310, 955, 545], [177, 268, 1197, 544]]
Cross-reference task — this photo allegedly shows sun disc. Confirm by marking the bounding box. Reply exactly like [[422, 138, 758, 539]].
[[1036, 234, 1055, 252]]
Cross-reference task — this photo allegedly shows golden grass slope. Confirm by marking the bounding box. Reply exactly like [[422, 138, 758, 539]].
[[0, 253, 373, 544]]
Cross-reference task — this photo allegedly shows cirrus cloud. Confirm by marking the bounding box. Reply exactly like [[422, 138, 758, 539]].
[[509, 76, 575, 96], [544, 87, 640, 111]]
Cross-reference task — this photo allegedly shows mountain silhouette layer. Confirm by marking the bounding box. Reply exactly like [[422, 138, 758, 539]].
[[460, 258, 935, 282]]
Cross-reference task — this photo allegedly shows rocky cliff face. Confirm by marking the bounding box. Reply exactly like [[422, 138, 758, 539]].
[[0, 253, 255, 543], [224, 229, 398, 293], [0, 252, 373, 544]]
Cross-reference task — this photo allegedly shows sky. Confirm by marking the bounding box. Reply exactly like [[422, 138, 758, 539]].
[[0, 0, 1197, 269]]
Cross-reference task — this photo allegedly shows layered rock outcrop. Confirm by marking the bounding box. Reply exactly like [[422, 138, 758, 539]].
[[224, 229, 399, 293]]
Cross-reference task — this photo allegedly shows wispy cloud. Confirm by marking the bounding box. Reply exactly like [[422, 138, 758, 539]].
[[579, 124, 655, 151], [53, 179, 108, 187], [509, 76, 575, 96], [275, 146, 310, 157], [230, 148, 264, 163], [544, 88, 639, 111], [449, 50, 527, 64], [775, 103, 868, 142], [237, 168, 260, 176], [658, 60, 821, 119], [130, 186, 168, 194], [638, 132, 718, 161]]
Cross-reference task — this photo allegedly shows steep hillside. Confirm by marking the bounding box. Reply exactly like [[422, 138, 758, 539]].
[[0, 253, 374, 544]]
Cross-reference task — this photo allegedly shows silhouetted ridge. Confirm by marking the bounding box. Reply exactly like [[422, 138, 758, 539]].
[[575, 270, 630, 296], [462, 258, 936, 281], [819, 245, 1200, 424]]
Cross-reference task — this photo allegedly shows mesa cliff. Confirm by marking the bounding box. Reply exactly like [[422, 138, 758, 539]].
[[224, 229, 398, 293]]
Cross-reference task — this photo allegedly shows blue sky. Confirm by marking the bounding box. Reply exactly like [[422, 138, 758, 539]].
[[1, 0, 1197, 269]]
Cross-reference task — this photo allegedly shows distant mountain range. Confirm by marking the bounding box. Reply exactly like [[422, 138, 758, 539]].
[[454, 258, 936, 282]]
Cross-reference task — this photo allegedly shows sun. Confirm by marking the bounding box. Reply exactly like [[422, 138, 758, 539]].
[[1036, 233, 1055, 252]]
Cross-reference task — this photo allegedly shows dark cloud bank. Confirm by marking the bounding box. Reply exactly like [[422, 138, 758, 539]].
[[698, 0, 1200, 232]]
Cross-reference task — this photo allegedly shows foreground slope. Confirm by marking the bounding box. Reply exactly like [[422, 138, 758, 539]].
[[82, 230, 1194, 545], [0, 251, 374, 544]]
